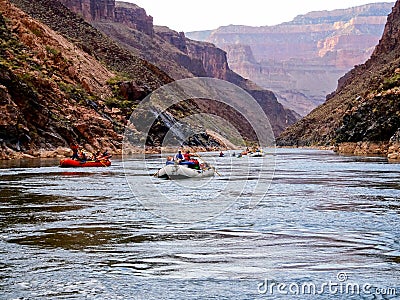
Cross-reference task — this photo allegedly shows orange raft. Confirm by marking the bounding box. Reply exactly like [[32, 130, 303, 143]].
[[59, 158, 111, 168]]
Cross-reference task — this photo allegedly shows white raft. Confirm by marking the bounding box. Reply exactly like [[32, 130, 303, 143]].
[[155, 163, 215, 179], [248, 151, 264, 157]]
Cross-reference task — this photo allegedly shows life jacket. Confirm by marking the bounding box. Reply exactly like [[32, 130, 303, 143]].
[[189, 159, 199, 165]]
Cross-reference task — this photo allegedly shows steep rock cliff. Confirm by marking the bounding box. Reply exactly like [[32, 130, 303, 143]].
[[114, 2, 154, 36], [2, 0, 271, 159], [187, 3, 394, 116], [184, 39, 298, 134], [0, 0, 119, 157], [1, 0, 181, 159], [70, 0, 298, 136], [58, 0, 115, 21], [277, 0, 400, 160], [10, 0, 170, 88]]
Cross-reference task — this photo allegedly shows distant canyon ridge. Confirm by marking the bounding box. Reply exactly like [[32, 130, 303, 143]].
[[187, 3, 394, 116]]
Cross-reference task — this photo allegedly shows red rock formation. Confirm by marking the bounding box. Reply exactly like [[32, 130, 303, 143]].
[[59, 0, 154, 36], [54, 0, 298, 137], [185, 40, 230, 81], [1, 0, 176, 159], [86, 2, 299, 136], [114, 2, 154, 36], [187, 3, 393, 116], [277, 0, 400, 161], [58, 0, 115, 21], [156, 28, 188, 54]]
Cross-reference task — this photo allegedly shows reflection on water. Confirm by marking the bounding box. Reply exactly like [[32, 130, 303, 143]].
[[0, 149, 399, 299], [7, 226, 124, 250]]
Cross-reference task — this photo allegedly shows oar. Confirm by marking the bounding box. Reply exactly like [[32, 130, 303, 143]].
[[194, 151, 221, 176], [212, 166, 221, 177]]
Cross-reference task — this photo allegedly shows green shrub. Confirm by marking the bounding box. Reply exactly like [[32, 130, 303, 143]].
[[45, 45, 60, 56], [31, 28, 43, 37], [381, 73, 400, 90]]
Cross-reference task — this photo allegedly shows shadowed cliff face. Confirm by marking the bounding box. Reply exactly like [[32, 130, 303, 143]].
[[277, 0, 400, 159], [187, 3, 394, 116], [0, 0, 183, 159], [0, 0, 119, 157], [75, 1, 299, 137]]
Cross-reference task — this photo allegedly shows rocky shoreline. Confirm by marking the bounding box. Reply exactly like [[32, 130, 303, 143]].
[[2, 142, 400, 161], [277, 141, 400, 162], [0, 144, 233, 160], [1, 146, 76, 160], [335, 141, 400, 161]]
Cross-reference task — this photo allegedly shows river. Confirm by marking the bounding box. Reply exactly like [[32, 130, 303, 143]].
[[0, 148, 399, 299]]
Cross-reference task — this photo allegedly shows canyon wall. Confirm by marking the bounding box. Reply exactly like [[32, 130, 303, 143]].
[[277, 0, 400, 161], [66, 0, 299, 136], [187, 3, 394, 116], [114, 2, 153, 36], [1, 0, 177, 159], [1, 0, 299, 159], [58, 0, 115, 21], [58, 0, 154, 35]]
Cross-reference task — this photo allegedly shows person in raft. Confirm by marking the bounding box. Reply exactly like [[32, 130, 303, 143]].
[[94, 150, 101, 160], [183, 150, 191, 161], [183, 150, 201, 169], [174, 150, 183, 162], [80, 151, 88, 163], [70, 144, 88, 162], [70, 143, 80, 160]]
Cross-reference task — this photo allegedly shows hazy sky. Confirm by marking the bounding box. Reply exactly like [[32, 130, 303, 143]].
[[126, 0, 394, 32]]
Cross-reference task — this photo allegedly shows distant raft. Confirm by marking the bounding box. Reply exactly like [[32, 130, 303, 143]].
[[155, 160, 215, 179], [248, 151, 264, 157], [59, 158, 111, 168]]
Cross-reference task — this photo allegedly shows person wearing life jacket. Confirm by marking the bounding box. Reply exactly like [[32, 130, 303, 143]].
[[174, 150, 183, 162], [219, 151, 224, 157], [93, 150, 101, 161], [183, 150, 191, 161], [70, 143, 80, 160], [80, 151, 87, 163], [190, 158, 200, 169]]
